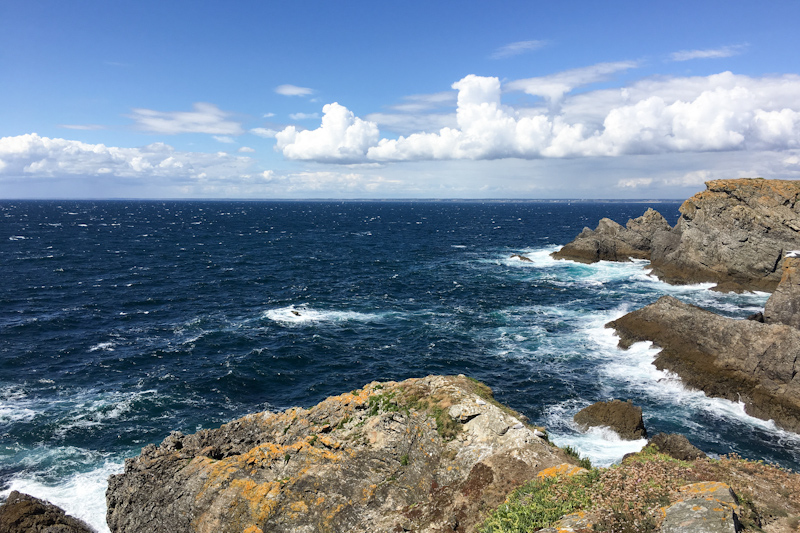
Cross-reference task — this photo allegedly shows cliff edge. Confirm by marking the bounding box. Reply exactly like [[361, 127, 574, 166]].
[[105, 375, 572, 533], [554, 178, 800, 292], [607, 295, 800, 432]]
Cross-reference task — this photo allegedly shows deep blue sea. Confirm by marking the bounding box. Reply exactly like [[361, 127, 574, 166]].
[[2, 200, 799, 531]]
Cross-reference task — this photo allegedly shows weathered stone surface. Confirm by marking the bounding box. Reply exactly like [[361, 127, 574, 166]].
[[509, 254, 532, 262], [552, 208, 671, 263], [648, 433, 707, 461], [0, 491, 94, 533], [764, 256, 800, 328], [650, 179, 800, 292], [608, 295, 800, 432], [573, 399, 647, 440], [106, 375, 573, 533], [661, 482, 741, 533]]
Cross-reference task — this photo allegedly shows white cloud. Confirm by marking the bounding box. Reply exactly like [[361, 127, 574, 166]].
[[238, 146, 256, 153], [213, 135, 235, 143], [491, 40, 547, 59], [364, 71, 800, 162], [616, 177, 654, 188], [275, 84, 314, 96], [275, 102, 380, 162], [505, 61, 639, 103], [670, 44, 748, 62], [364, 112, 457, 136], [129, 103, 243, 135], [263, 112, 276, 118], [250, 128, 278, 138], [289, 112, 320, 120], [0, 133, 253, 180]]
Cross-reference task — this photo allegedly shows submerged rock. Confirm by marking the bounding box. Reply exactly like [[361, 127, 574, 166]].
[[573, 399, 647, 440], [607, 295, 800, 432], [106, 375, 574, 533], [0, 490, 94, 533]]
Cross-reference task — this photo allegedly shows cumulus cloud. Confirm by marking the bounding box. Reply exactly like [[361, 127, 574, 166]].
[[129, 103, 244, 135], [275, 84, 314, 96], [238, 146, 256, 153], [0, 133, 253, 180], [491, 40, 547, 59], [365, 112, 457, 136], [213, 135, 235, 143], [275, 103, 379, 162], [670, 44, 748, 62], [266, 66, 800, 166], [505, 61, 639, 103]]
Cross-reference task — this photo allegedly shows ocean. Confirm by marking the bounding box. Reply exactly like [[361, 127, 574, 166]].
[[2, 200, 799, 531]]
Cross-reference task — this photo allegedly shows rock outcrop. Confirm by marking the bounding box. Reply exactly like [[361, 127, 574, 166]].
[[648, 433, 707, 462], [0, 491, 94, 533], [764, 256, 800, 328], [551, 208, 671, 263], [106, 375, 574, 533], [573, 399, 647, 440], [554, 179, 800, 292], [660, 482, 741, 533], [650, 179, 800, 292], [607, 295, 800, 432]]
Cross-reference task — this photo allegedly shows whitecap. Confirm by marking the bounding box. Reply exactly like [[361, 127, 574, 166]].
[[88, 342, 115, 352], [549, 426, 648, 468], [1, 458, 123, 533], [8, 235, 26, 241], [263, 306, 386, 325]]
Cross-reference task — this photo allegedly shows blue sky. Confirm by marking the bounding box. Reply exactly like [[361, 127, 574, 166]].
[[2, 0, 800, 198]]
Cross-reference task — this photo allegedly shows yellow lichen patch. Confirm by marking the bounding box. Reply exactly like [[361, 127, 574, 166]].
[[243, 526, 263, 533], [317, 435, 340, 449], [230, 478, 282, 523], [677, 481, 730, 496], [537, 463, 589, 479]]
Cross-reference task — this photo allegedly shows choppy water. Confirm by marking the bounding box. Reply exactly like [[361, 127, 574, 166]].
[[2, 200, 798, 531]]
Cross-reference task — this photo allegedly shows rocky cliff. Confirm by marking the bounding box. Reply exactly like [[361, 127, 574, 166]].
[[554, 179, 800, 292], [105, 375, 573, 533], [607, 295, 800, 432], [551, 208, 671, 263]]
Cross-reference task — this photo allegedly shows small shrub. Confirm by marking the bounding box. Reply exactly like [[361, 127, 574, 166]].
[[400, 454, 409, 466]]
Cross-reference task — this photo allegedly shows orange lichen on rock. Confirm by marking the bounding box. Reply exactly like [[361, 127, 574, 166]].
[[536, 463, 589, 479]]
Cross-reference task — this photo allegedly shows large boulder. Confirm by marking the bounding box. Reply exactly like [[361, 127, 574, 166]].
[[0, 491, 94, 533], [573, 399, 647, 440], [648, 433, 707, 461], [552, 208, 671, 263], [106, 375, 573, 533], [660, 482, 741, 533], [607, 295, 800, 432], [764, 256, 800, 328], [650, 179, 800, 292]]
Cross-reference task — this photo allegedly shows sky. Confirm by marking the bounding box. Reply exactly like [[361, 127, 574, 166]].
[[2, 0, 800, 199]]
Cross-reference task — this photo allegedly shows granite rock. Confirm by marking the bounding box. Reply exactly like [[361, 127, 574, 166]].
[[573, 399, 647, 440], [106, 375, 573, 533], [650, 179, 800, 292], [607, 295, 800, 432], [764, 256, 800, 328], [0, 491, 94, 533], [551, 208, 671, 263]]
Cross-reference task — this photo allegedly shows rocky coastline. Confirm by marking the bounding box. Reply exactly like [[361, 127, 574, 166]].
[[554, 178, 800, 292], [4, 178, 800, 532]]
